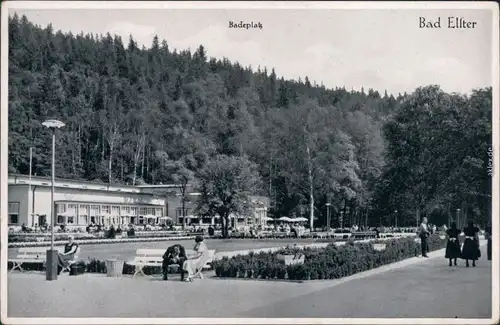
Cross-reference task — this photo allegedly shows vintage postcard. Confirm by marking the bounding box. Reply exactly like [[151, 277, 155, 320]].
[[1, 1, 498, 324]]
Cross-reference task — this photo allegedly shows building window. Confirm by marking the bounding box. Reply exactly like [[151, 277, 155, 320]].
[[79, 215, 88, 225], [155, 208, 163, 217], [139, 207, 147, 216], [101, 205, 110, 214], [67, 216, 75, 224], [176, 208, 190, 218], [78, 204, 88, 214], [111, 206, 120, 216], [138, 216, 144, 224], [8, 202, 19, 225], [130, 207, 138, 216], [121, 206, 131, 215], [90, 205, 99, 216], [68, 204, 78, 212], [38, 214, 47, 226], [56, 204, 66, 214]]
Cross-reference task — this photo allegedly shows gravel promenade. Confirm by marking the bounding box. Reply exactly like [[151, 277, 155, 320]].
[[7, 242, 492, 319]]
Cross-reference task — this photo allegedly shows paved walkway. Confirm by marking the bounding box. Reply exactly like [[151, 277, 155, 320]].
[[7, 242, 492, 319]]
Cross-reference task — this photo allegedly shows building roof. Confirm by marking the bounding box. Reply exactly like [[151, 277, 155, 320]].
[[8, 175, 269, 204], [8, 174, 180, 195]]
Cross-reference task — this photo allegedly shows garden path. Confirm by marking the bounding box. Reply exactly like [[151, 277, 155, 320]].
[[7, 241, 492, 319]]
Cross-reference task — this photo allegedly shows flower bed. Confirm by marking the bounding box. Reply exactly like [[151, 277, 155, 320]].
[[8, 233, 98, 243], [211, 234, 447, 281], [8, 235, 196, 248], [6, 235, 449, 277], [8, 230, 201, 244]]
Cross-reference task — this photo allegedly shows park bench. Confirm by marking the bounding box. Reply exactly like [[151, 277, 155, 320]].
[[332, 233, 352, 239], [9, 246, 80, 272], [127, 248, 216, 277]]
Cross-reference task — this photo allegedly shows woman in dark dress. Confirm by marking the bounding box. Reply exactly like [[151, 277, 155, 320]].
[[445, 222, 461, 267], [57, 236, 79, 275], [461, 221, 481, 267]]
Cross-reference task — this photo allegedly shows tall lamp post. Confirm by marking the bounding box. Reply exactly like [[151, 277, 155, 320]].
[[394, 210, 398, 228], [456, 208, 461, 229], [326, 203, 331, 231], [42, 119, 65, 281]]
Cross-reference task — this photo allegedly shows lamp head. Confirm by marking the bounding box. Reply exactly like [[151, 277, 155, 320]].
[[42, 119, 65, 129]]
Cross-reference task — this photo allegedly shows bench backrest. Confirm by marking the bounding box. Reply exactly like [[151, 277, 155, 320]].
[[135, 249, 165, 257], [18, 247, 54, 253], [133, 249, 216, 268], [16, 246, 80, 260]]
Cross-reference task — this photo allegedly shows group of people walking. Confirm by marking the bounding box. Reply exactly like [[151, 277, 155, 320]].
[[419, 217, 485, 267]]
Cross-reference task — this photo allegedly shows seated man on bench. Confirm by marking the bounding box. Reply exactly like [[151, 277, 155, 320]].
[[162, 244, 187, 281]]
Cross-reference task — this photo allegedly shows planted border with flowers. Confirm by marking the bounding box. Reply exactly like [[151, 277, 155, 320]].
[[211, 234, 447, 281], [7, 235, 449, 277]]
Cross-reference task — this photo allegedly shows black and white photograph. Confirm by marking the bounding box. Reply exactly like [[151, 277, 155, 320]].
[[1, 1, 498, 324]]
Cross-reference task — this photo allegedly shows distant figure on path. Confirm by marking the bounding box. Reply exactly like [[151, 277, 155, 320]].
[[162, 244, 187, 281], [461, 220, 481, 267], [183, 236, 209, 282], [445, 222, 461, 267], [419, 217, 430, 258], [57, 235, 79, 275]]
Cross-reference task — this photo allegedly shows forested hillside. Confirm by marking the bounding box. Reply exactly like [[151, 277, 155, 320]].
[[8, 14, 492, 227]]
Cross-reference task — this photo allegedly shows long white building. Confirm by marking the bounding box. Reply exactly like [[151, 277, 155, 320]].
[[8, 174, 269, 229]]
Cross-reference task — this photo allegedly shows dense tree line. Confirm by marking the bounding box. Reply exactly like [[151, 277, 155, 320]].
[[8, 14, 492, 228]]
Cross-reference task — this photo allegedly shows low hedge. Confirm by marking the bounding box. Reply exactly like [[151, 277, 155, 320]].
[[212, 234, 447, 281], [7, 235, 447, 278]]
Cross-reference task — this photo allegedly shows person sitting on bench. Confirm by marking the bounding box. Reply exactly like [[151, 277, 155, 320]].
[[57, 235, 79, 275], [182, 236, 209, 282], [162, 244, 187, 281]]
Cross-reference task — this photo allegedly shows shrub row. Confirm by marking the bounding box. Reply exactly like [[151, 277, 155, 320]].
[[212, 234, 447, 281], [8, 236, 446, 279]]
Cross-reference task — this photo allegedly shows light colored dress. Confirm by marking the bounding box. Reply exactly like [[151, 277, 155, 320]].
[[183, 241, 209, 277]]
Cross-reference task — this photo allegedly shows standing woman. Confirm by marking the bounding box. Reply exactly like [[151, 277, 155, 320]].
[[461, 220, 481, 267], [445, 222, 461, 267]]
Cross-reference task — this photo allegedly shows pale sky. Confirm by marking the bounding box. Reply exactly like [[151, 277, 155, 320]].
[[9, 6, 495, 95]]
